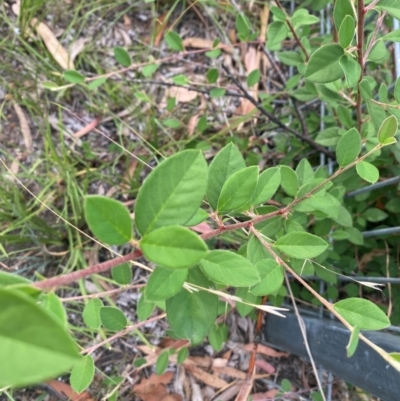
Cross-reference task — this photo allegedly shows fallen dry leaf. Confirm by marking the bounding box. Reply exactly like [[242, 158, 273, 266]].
[[255, 358, 275, 374], [182, 37, 234, 54], [133, 372, 174, 401], [166, 86, 198, 103], [243, 343, 289, 358], [252, 388, 280, 400], [31, 18, 74, 70], [46, 380, 94, 401], [184, 361, 228, 389], [160, 394, 183, 401], [70, 37, 90, 63], [12, 102, 32, 153]]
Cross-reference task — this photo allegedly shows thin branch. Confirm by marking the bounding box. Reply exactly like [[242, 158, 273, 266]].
[[363, 12, 386, 64], [221, 64, 336, 159], [275, 0, 310, 61], [34, 250, 142, 290]]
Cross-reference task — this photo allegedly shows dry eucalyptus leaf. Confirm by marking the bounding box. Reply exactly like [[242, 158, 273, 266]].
[[12, 103, 32, 153]]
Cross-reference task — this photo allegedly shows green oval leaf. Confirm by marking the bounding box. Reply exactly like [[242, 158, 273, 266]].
[[333, 298, 390, 330], [70, 355, 95, 393], [111, 263, 132, 285], [208, 323, 229, 352], [339, 15, 355, 48], [217, 166, 258, 213], [251, 167, 281, 206], [305, 44, 345, 83], [156, 351, 169, 375], [356, 161, 379, 183], [141, 226, 208, 269], [40, 292, 67, 326], [145, 266, 188, 301], [250, 260, 284, 296], [165, 31, 184, 51], [336, 128, 361, 167], [346, 326, 360, 358], [199, 250, 260, 286], [0, 288, 80, 388], [280, 166, 299, 197], [274, 232, 328, 259], [378, 115, 398, 144], [207, 143, 246, 210], [339, 55, 361, 88], [113, 47, 131, 67], [135, 150, 208, 235], [166, 289, 218, 344], [63, 70, 84, 84], [84, 196, 132, 245], [83, 298, 103, 330], [247, 69, 260, 86], [100, 306, 127, 331], [0, 271, 31, 287]]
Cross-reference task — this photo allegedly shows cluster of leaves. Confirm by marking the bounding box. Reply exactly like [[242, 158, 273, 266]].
[[2, 0, 400, 397]]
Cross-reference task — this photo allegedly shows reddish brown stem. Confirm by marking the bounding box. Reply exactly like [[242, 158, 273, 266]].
[[356, 0, 365, 131], [34, 250, 142, 290]]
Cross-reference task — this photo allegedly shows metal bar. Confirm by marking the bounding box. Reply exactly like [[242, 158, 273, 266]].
[[345, 176, 400, 197], [362, 226, 400, 237]]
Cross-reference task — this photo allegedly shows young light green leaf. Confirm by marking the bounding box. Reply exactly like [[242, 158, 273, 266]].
[[339, 55, 361, 88], [210, 88, 226, 98], [63, 70, 84, 84], [217, 166, 258, 213], [165, 31, 184, 51], [70, 355, 95, 393], [315, 127, 341, 147], [295, 158, 314, 186], [111, 263, 132, 285], [359, 78, 372, 101], [338, 15, 355, 48], [305, 44, 345, 83], [291, 9, 319, 28], [0, 288, 80, 388], [378, 115, 398, 143], [200, 251, 260, 287], [247, 235, 274, 264], [274, 232, 328, 259], [333, 298, 390, 330], [0, 271, 31, 287], [177, 347, 189, 364], [266, 21, 288, 49], [156, 351, 169, 375], [100, 306, 127, 331], [140, 226, 208, 269], [205, 49, 221, 58], [356, 161, 379, 183], [166, 289, 218, 344], [333, 0, 354, 30], [346, 326, 360, 358], [142, 63, 159, 77], [235, 288, 259, 317], [236, 13, 251, 39], [113, 47, 131, 67], [40, 292, 67, 326], [247, 69, 260, 87], [87, 77, 107, 90], [207, 143, 246, 210], [336, 128, 361, 167], [135, 150, 208, 235], [280, 166, 299, 197], [250, 260, 284, 296], [137, 294, 155, 321], [208, 323, 229, 352], [364, 208, 388, 222], [251, 167, 281, 206], [84, 196, 132, 245], [83, 298, 103, 330], [376, 0, 400, 19], [145, 267, 188, 302]]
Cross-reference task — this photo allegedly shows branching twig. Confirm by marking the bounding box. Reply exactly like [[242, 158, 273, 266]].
[[221, 65, 335, 159], [356, 0, 366, 131], [363, 12, 386, 64]]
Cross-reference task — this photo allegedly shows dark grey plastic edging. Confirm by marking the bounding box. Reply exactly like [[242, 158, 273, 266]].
[[263, 312, 400, 401]]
